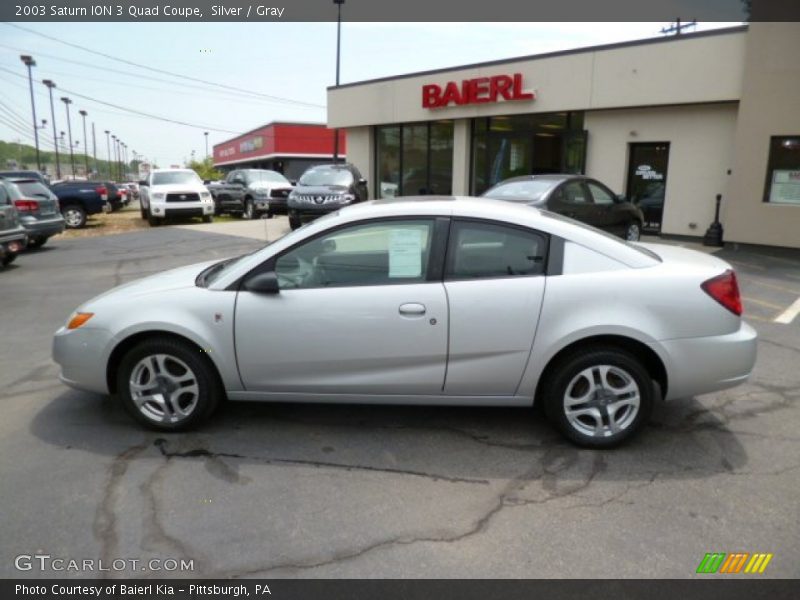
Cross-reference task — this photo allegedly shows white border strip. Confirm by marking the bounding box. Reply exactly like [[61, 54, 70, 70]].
[[774, 296, 800, 324]]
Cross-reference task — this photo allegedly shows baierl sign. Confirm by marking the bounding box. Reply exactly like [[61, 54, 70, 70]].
[[422, 73, 535, 109]]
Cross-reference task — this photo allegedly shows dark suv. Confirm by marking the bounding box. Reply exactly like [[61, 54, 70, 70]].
[[287, 163, 368, 230]]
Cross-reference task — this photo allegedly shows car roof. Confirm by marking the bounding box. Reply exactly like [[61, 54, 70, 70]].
[[492, 173, 586, 185]]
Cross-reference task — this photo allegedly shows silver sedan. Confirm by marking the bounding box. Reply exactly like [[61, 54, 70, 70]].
[[52, 198, 757, 447]]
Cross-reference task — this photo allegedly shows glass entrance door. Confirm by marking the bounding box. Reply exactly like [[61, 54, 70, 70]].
[[626, 142, 670, 233]]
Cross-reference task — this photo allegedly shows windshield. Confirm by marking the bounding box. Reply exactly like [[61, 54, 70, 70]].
[[298, 167, 354, 187], [14, 181, 53, 199], [245, 170, 290, 185], [152, 171, 202, 186], [483, 180, 556, 202]]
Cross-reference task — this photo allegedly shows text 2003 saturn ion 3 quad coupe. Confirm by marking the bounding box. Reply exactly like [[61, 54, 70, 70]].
[[53, 197, 756, 447]]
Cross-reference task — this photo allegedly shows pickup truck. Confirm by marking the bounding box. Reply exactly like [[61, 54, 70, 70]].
[[207, 169, 294, 219], [50, 181, 110, 228]]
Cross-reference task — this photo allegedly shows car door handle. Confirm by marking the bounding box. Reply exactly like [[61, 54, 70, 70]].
[[399, 303, 426, 316]]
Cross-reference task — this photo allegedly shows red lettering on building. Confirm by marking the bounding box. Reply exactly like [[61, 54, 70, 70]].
[[422, 73, 535, 109]]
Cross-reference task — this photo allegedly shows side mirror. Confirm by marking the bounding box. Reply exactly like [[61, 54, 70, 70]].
[[203, 180, 210, 185], [290, 180, 297, 186], [358, 178, 367, 186], [616, 193, 627, 203], [244, 271, 279, 294]]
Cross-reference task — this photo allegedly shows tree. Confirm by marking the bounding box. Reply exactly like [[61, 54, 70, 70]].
[[188, 157, 223, 182]]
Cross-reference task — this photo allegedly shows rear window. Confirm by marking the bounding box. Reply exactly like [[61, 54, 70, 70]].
[[541, 210, 661, 262], [15, 181, 52, 199]]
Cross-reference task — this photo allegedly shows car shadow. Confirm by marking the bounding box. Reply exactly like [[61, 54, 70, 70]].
[[30, 388, 748, 484]]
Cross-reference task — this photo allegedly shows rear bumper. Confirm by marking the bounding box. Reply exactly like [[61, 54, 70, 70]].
[[20, 215, 66, 238], [652, 322, 757, 400], [0, 226, 27, 245]]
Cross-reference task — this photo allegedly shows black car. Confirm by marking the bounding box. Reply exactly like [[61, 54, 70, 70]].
[[287, 163, 369, 230], [481, 174, 645, 241]]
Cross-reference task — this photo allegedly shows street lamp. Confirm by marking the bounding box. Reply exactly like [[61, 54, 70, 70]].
[[60, 96, 75, 178], [79, 110, 89, 177], [204, 131, 209, 159], [111, 135, 118, 181], [91, 122, 97, 176], [42, 80, 61, 178], [332, 0, 345, 163], [20, 55, 42, 171], [104, 130, 111, 179]]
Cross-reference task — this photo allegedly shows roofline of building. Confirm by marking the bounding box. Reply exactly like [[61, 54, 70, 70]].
[[327, 25, 749, 91], [213, 152, 346, 167], [213, 121, 331, 148]]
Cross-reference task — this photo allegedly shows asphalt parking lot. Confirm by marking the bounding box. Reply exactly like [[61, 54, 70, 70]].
[[0, 222, 798, 579]]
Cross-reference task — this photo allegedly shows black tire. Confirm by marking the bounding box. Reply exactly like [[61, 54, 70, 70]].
[[242, 198, 254, 220], [62, 204, 87, 229], [147, 211, 161, 227], [140, 204, 147, 219], [542, 346, 653, 448], [117, 336, 223, 431], [202, 215, 213, 224], [289, 214, 302, 230], [1, 253, 16, 266], [27, 236, 47, 249], [624, 221, 642, 242]]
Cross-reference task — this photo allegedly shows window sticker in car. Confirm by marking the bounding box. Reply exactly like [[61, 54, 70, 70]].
[[389, 228, 424, 278]]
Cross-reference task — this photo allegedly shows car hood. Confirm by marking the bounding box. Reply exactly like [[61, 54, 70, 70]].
[[149, 183, 208, 193], [293, 185, 349, 195], [249, 182, 292, 192], [80, 259, 219, 310]]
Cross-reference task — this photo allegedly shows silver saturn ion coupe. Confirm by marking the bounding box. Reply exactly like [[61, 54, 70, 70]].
[[53, 197, 757, 447]]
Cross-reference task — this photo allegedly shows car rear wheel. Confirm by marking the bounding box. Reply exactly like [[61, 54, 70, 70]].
[[62, 205, 87, 229], [117, 337, 222, 431], [624, 221, 641, 241], [289, 214, 301, 230], [1, 253, 16, 266], [27, 236, 47, 248], [202, 215, 213, 223], [542, 346, 653, 448]]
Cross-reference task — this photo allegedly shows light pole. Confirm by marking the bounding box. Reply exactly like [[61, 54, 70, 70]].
[[42, 80, 61, 179], [111, 135, 118, 180], [332, 0, 344, 163], [79, 110, 89, 176], [60, 97, 75, 178], [104, 130, 111, 179], [91, 122, 97, 176], [20, 55, 42, 171], [204, 131, 209, 159]]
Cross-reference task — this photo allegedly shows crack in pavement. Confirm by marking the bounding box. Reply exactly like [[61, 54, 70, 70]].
[[153, 438, 491, 486]]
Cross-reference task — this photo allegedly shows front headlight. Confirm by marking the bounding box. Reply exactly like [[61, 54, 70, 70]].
[[200, 191, 211, 199], [340, 194, 356, 204], [152, 192, 165, 200]]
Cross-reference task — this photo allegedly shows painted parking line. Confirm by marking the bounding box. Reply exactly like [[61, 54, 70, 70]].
[[742, 296, 786, 310], [774, 297, 800, 324]]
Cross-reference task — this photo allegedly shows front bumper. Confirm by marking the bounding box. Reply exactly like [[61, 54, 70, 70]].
[[21, 215, 66, 239], [150, 203, 214, 218], [653, 322, 758, 401], [288, 203, 347, 222], [52, 326, 116, 395]]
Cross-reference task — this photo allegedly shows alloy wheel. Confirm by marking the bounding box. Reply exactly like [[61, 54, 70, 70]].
[[128, 353, 200, 424], [563, 365, 640, 438], [63, 208, 84, 228], [626, 223, 641, 241]]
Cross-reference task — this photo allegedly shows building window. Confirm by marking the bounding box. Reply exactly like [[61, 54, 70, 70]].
[[764, 136, 800, 205], [375, 121, 454, 199], [470, 112, 586, 195]]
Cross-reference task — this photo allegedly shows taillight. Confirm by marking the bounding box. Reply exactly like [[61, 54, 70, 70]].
[[701, 269, 742, 316], [13, 199, 39, 212], [96, 186, 108, 201]]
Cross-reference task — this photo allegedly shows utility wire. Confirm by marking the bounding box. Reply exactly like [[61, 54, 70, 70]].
[[0, 68, 244, 135], [4, 23, 326, 109]]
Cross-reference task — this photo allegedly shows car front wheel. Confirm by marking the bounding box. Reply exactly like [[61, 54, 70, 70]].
[[542, 346, 653, 448], [624, 221, 641, 241], [289, 214, 301, 230], [117, 337, 222, 431], [242, 199, 254, 220]]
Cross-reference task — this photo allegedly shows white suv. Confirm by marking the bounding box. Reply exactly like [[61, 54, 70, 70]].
[[140, 169, 214, 227]]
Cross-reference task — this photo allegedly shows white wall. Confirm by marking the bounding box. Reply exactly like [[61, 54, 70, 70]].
[[585, 104, 739, 237]]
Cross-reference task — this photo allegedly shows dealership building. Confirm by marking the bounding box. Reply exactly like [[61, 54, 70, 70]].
[[212, 121, 346, 181], [327, 23, 800, 248]]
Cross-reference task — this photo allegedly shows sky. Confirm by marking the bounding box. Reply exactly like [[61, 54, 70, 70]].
[[0, 21, 739, 169]]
